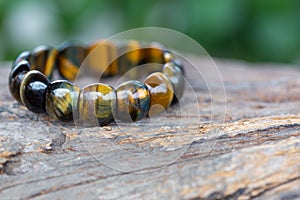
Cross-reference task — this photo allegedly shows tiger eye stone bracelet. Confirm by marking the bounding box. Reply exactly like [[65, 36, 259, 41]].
[[8, 40, 185, 126]]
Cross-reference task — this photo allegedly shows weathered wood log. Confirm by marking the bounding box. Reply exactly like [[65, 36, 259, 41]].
[[1, 59, 300, 199]]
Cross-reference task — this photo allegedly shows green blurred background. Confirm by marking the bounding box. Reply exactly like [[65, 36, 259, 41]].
[[0, 0, 299, 64]]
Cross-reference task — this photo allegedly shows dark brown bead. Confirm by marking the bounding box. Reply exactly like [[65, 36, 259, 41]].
[[11, 51, 31, 69], [8, 60, 31, 103], [9, 60, 31, 80], [20, 70, 50, 113], [143, 46, 164, 63], [57, 42, 87, 81], [9, 72, 27, 103], [30, 45, 58, 78]]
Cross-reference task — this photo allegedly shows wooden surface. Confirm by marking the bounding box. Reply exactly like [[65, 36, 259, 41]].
[[1, 58, 300, 199]]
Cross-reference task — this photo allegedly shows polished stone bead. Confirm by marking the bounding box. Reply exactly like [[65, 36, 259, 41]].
[[144, 72, 174, 114], [141, 46, 165, 74], [126, 46, 164, 65], [20, 70, 50, 113], [115, 80, 150, 122], [9, 60, 31, 80], [118, 40, 141, 75], [118, 42, 164, 76], [163, 51, 175, 63], [30, 45, 58, 78], [87, 40, 118, 77], [57, 42, 87, 81], [144, 46, 164, 63], [9, 60, 31, 103], [79, 83, 116, 126], [10, 72, 28, 104], [126, 40, 141, 64], [117, 41, 142, 80], [11, 51, 31, 69], [163, 62, 185, 104], [163, 51, 185, 76], [45, 80, 80, 121], [173, 58, 185, 76]]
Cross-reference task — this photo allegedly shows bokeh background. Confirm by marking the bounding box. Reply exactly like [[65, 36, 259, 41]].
[[0, 0, 299, 64]]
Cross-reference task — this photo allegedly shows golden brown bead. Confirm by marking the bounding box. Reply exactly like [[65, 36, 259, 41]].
[[145, 46, 164, 63], [79, 83, 116, 126], [144, 72, 173, 115], [115, 80, 150, 122], [117, 40, 141, 79], [57, 42, 87, 81], [30, 45, 58, 78], [87, 40, 118, 77], [45, 81, 80, 121], [126, 40, 141, 64]]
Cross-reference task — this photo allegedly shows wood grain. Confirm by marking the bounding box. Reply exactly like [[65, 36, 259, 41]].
[[1, 59, 300, 199]]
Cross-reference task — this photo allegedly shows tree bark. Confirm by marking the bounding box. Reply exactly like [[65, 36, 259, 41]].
[[1, 59, 300, 199]]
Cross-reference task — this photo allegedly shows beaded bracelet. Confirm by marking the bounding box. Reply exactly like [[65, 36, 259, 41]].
[[8, 40, 185, 126]]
